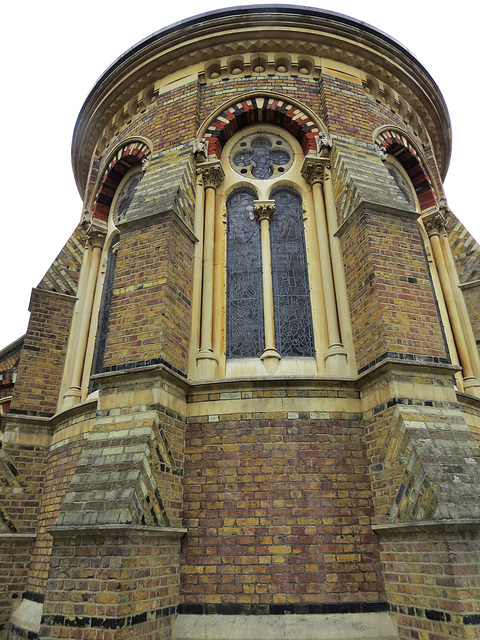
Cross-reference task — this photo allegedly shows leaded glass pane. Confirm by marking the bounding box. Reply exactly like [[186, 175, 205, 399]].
[[270, 188, 315, 357], [226, 189, 264, 358], [230, 132, 293, 179]]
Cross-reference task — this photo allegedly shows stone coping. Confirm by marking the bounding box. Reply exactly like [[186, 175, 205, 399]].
[[46, 524, 188, 538], [0, 533, 36, 540], [372, 518, 480, 534]]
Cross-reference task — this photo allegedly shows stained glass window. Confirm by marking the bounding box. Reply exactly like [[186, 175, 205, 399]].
[[270, 188, 315, 357], [226, 189, 264, 358], [230, 133, 293, 179]]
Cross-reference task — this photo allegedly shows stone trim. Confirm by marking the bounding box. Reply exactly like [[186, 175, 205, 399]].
[[372, 518, 480, 534], [46, 524, 187, 538], [178, 602, 389, 615]]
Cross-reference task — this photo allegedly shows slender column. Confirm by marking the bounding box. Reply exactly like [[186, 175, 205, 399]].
[[196, 161, 224, 379], [254, 200, 281, 374], [63, 226, 106, 408], [302, 154, 347, 373], [58, 236, 93, 410], [188, 169, 206, 376], [424, 212, 480, 396]]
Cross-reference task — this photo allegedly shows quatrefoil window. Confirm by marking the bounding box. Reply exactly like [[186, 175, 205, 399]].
[[230, 133, 293, 179]]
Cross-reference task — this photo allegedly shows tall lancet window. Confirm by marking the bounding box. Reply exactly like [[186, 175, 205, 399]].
[[270, 187, 314, 357], [226, 188, 264, 358]]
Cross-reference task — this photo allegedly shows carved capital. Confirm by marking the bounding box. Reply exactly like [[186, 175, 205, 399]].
[[253, 200, 275, 222], [423, 211, 446, 237], [86, 223, 107, 250], [197, 160, 225, 189], [301, 156, 329, 185]]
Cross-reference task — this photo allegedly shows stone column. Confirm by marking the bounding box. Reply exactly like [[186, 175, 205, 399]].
[[196, 161, 224, 379], [424, 211, 480, 396], [63, 225, 106, 408], [254, 200, 281, 374], [302, 151, 347, 374]]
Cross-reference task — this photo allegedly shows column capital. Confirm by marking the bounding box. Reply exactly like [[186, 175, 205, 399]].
[[301, 156, 330, 185], [423, 211, 446, 237], [86, 223, 107, 249], [197, 160, 225, 189], [253, 200, 275, 222]]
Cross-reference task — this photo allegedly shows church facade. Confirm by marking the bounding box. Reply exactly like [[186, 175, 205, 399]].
[[1, 6, 480, 640]]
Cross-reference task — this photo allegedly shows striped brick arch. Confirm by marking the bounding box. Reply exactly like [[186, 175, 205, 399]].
[[376, 130, 436, 210], [92, 141, 151, 221], [204, 96, 321, 157]]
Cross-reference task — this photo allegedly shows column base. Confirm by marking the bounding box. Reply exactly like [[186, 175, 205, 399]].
[[261, 348, 281, 374], [196, 350, 219, 380], [62, 386, 82, 409], [463, 376, 480, 398], [324, 343, 348, 375]]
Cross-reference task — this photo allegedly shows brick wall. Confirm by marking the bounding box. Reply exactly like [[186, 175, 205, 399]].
[[10, 289, 75, 417], [340, 208, 448, 373], [181, 394, 384, 609], [39, 529, 182, 640], [0, 536, 34, 640], [378, 527, 480, 640]]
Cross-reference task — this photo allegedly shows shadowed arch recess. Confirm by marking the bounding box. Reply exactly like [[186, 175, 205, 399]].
[[376, 129, 436, 211], [92, 141, 151, 222]]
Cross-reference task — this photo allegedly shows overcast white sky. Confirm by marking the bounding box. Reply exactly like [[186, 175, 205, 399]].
[[1, 1, 479, 350]]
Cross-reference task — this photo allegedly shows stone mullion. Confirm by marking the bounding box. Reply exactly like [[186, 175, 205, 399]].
[[63, 227, 106, 408], [196, 161, 224, 380], [254, 200, 281, 374]]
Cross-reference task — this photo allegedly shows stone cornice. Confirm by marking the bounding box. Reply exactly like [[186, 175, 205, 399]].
[[72, 7, 451, 196]]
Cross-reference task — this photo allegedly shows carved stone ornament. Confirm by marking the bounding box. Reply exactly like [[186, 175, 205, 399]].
[[80, 209, 92, 228], [253, 200, 275, 221], [85, 224, 107, 249], [315, 132, 333, 156], [141, 156, 150, 173], [197, 161, 225, 189], [375, 142, 388, 161], [436, 195, 450, 217], [301, 156, 329, 185], [423, 211, 446, 237], [193, 138, 209, 162]]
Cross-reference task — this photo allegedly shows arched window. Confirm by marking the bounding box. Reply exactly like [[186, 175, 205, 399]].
[[270, 187, 314, 357], [226, 188, 264, 358], [192, 118, 353, 379]]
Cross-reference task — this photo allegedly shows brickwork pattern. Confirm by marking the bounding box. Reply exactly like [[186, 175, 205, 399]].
[[39, 530, 182, 640], [182, 408, 384, 606], [10, 290, 76, 417], [0, 536, 35, 640], [340, 207, 447, 373], [101, 215, 194, 375], [26, 415, 94, 597], [379, 528, 480, 640]]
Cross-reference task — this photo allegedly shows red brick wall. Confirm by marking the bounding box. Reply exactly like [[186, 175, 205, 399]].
[[182, 409, 384, 607], [40, 530, 182, 640], [379, 527, 480, 640]]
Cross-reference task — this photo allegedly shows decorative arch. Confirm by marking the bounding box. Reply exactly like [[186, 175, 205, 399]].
[[375, 129, 436, 210], [92, 140, 151, 222], [200, 94, 325, 159]]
